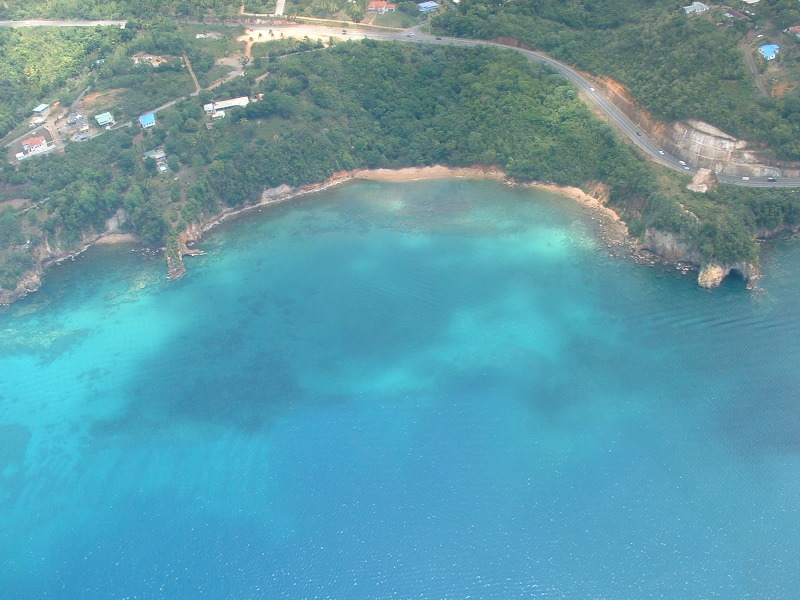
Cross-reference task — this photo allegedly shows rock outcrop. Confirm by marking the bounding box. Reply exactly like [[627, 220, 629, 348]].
[[698, 262, 761, 289], [644, 227, 760, 289]]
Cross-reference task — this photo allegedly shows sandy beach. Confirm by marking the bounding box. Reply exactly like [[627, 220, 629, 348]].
[[94, 233, 141, 245], [352, 166, 506, 182], [175, 164, 633, 275]]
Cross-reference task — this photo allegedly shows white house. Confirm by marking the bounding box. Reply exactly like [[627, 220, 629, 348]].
[[204, 96, 250, 115], [683, 2, 709, 14]]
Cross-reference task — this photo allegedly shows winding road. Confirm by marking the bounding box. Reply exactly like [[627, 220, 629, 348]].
[[3, 19, 799, 188]]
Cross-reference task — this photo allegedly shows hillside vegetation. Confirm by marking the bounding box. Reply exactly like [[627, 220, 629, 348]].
[[6, 37, 800, 292], [434, 0, 800, 160]]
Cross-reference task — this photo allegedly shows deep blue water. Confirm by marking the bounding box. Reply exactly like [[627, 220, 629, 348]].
[[1, 179, 800, 599]]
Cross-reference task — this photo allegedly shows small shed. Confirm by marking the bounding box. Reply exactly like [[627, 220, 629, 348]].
[[139, 113, 156, 128], [32, 103, 50, 116]]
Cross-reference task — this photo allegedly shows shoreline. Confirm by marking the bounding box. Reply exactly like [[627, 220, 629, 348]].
[[0, 230, 143, 306], [169, 165, 638, 280], [2, 165, 668, 306]]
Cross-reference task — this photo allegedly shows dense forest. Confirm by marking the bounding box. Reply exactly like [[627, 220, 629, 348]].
[[433, 0, 800, 160]]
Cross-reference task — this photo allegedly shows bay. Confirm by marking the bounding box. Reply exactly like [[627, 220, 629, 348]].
[[1, 179, 799, 599]]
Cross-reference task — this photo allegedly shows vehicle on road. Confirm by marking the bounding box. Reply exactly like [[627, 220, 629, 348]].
[[767, 177, 778, 182], [678, 160, 687, 166], [589, 87, 595, 92], [683, 166, 690, 170], [658, 150, 665, 155], [742, 176, 750, 181]]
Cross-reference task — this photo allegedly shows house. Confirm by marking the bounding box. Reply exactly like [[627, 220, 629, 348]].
[[418, 1, 439, 12], [759, 44, 779, 60], [789, 25, 800, 38], [683, 2, 709, 14], [143, 148, 166, 162], [741, 0, 760, 4], [139, 113, 156, 128], [143, 147, 169, 172], [32, 103, 50, 117], [204, 96, 250, 115], [95, 112, 115, 128], [211, 110, 226, 120], [21, 135, 47, 155], [366, 1, 397, 13]]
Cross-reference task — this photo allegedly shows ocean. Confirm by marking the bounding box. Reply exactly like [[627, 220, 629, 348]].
[[1, 179, 799, 599]]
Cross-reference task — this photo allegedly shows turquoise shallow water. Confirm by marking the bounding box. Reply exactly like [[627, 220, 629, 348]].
[[1, 179, 800, 599]]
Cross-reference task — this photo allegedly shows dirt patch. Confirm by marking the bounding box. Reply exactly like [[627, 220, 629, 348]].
[[686, 168, 716, 193], [771, 79, 796, 98], [73, 90, 120, 115], [131, 52, 169, 67], [0, 198, 31, 210]]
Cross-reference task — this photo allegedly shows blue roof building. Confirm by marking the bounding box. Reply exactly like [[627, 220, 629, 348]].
[[418, 1, 439, 12], [759, 44, 779, 60], [139, 112, 156, 128]]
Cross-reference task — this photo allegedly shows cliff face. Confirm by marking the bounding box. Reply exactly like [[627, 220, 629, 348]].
[[592, 77, 800, 178], [644, 227, 761, 289], [643, 228, 700, 264], [0, 209, 136, 306]]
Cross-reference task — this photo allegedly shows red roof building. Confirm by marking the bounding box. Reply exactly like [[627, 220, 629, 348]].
[[366, 1, 397, 13], [22, 135, 47, 154]]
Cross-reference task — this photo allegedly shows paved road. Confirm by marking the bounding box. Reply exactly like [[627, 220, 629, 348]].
[[342, 27, 800, 189], [2, 19, 798, 187]]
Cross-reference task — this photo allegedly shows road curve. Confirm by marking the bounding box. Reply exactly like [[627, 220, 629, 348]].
[[2, 20, 798, 187]]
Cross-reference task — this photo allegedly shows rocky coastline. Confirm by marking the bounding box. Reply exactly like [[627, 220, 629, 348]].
[[0, 165, 767, 306]]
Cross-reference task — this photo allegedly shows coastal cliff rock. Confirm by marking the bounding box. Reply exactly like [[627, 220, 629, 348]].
[[643, 228, 700, 264], [0, 210, 139, 306], [643, 227, 760, 289], [698, 262, 761, 289]]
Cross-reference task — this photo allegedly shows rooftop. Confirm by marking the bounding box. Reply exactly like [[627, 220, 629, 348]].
[[22, 135, 46, 147], [759, 44, 779, 60], [139, 113, 156, 127], [95, 112, 114, 125]]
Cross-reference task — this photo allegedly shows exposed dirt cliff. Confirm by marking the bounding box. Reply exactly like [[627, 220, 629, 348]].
[[591, 76, 800, 178]]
